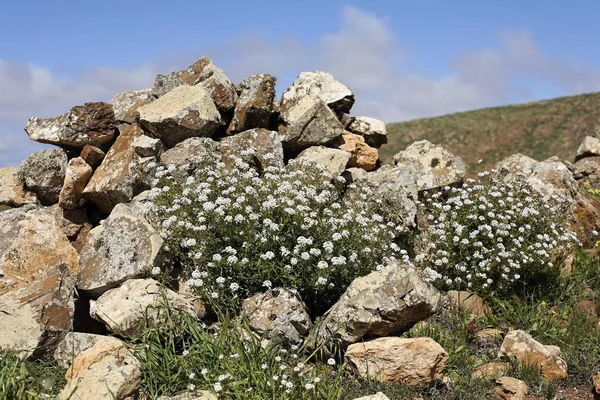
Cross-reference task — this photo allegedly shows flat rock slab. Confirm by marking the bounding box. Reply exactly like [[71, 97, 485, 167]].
[[25, 102, 116, 148]]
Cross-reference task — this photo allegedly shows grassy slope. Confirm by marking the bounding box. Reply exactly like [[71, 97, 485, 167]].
[[381, 92, 600, 173]]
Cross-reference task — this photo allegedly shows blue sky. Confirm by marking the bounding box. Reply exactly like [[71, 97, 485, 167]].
[[2, 0, 600, 166]]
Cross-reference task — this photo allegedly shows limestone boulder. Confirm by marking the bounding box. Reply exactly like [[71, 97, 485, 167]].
[[160, 137, 221, 173], [83, 124, 145, 214], [80, 145, 105, 169], [0, 206, 78, 294], [500, 330, 568, 382], [139, 85, 221, 147], [18, 148, 68, 205], [90, 279, 196, 336], [336, 131, 379, 171], [25, 102, 116, 148], [59, 157, 93, 210], [0, 264, 76, 358], [347, 116, 388, 148], [0, 167, 37, 207], [153, 56, 237, 113], [576, 136, 600, 161], [54, 332, 116, 368], [77, 203, 167, 297], [494, 377, 528, 400], [345, 337, 448, 386], [59, 337, 141, 400], [227, 73, 277, 134], [220, 128, 284, 171], [316, 263, 440, 348], [393, 140, 467, 191], [111, 89, 153, 124], [278, 95, 344, 149], [280, 71, 354, 120], [242, 288, 312, 345], [296, 146, 351, 177]]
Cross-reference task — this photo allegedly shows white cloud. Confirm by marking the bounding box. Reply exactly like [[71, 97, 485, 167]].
[[3, 6, 600, 167]]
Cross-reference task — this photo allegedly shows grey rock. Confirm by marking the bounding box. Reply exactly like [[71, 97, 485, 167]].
[[227, 74, 277, 134], [132, 134, 164, 158], [220, 128, 284, 171], [296, 146, 351, 177], [111, 89, 153, 124], [348, 116, 388, 148], [18, 149, 68, 205], [54, 332, 110, 368], [393, 140, 467, 191], [139, 85, 221, 147], [160, 137, 221, 172], [576, 136, 600, 161]]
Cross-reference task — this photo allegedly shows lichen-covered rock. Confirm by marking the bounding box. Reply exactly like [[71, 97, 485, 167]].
[[296, 146, 351, 177], [82, 124, 145, 214], [337, 131, 379, 171], [494, 377, 528, 400], [111, 89, 153, 124], [25, 102, 116, 148], [576, 136, 600, 161], [160, 137, 221, 172], [0, 167, 37, 207], [347, 116, 388, 148], [526, 159, 579, 201], [54, 332, 115, 368], [80, 145, 105, 169], [132, 134, 164, 158], [495, 153, 538, 181], [90, 279, 196, 336], [393, 140, 467, 191], [278, 95, 344, 149], [77, 203, 167, 297], [500, 330, 568, 382], [18, 148, 68, 205], [345, 337, 447, 386], [58, 337, 141, 400], [573, 156, 600, 179], [0, 206, 79, 294], [220, 128, 284, 171], [138, 85, 221, 147], [59, 157, 93, 210], [153, 56, 237, 113], [316, 263, 440, 348], [280, 71, 354, 120], [227, 74, 277, 134], [242, 288, 312, 345], [0, 264, 76, 358]]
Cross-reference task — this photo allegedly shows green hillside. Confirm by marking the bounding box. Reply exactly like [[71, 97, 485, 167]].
[[381, 92, 600, 172]]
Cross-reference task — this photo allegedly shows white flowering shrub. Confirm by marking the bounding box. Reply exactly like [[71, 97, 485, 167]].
[[148, 154, 406, 315], [415, 170, 577, 296]]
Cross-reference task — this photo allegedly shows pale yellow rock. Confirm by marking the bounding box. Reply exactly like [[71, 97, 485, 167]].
[[494, 377, 528, 400]]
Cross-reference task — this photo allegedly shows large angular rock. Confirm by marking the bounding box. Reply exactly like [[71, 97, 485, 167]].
[[500, 330, 568, 382], [576, 136, 600, 161], [77, 203, 167, 297], [393, 140, 467, 191], [573, 156, 600, 179], [138, 85, 221, 147], [278, 95, 344, 149], [496, 153, 538, 181], [59, 337, 141, 400], [160, 137, 221, 172], [347, 116, 388, 148], [220, 128, 284, 171], [242, 288, 312, 345], [18, 148, 68, 205], [0, 206, 79, 294], [80, 144, 105, 169], [316, 263, 440, 348], [526, 159, 579, 201], [132, 134, 164, 158], [82, 124, 144, 214], [54, 332, 115, 368], [59, 157, 93, 210], [153, 56, 238, 113], [0, 167, 37, 207], [296, 146, 352, 177], [345, 337, 447, 386], [90, 279, 196, 336], [227, 73, 277, 134], [280, 71, 354, 120], [25, 102, 116, 148], [0, 264, 76, 358], [494, 377, 528, 400], [111, 89, 153, 124], [337, 131, 379, 171]]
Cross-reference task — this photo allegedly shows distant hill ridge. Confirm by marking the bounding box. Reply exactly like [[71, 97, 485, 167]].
[[381, 92, 600, 172]]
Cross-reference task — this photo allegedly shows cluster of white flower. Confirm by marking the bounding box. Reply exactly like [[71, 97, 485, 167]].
[[149, 153, 405, 313], [416, 171, 577, 294]]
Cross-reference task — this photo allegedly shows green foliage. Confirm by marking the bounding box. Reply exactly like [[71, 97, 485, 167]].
[[149, 157, 406, 315], [0, 350, 66, 399], [415, 170, 576, 297]]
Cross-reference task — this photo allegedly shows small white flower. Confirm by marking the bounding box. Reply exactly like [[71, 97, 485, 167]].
[[151, 267, 161, 275], [262, 280, 272, 289], [327, 358, 336, 366]]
